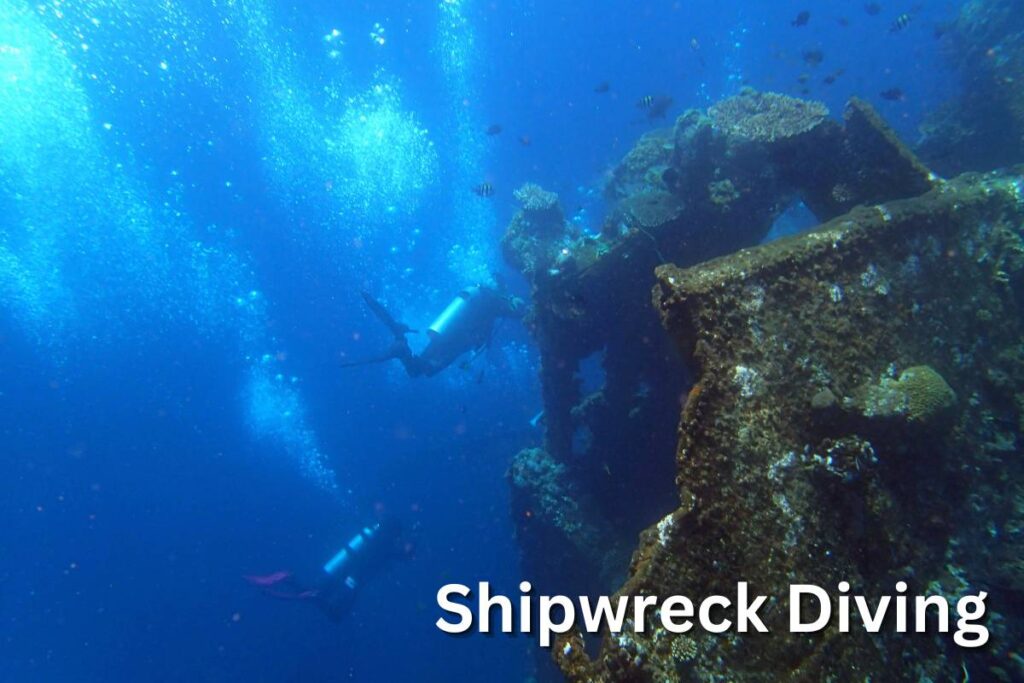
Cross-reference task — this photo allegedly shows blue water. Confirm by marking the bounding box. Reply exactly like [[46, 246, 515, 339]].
[[0, 1, 962, 680]]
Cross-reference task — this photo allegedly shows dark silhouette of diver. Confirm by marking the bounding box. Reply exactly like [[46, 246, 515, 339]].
[[244, 517, 407, 622], [346, 283, 526, 377]]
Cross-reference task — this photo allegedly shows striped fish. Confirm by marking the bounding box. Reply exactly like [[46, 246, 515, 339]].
[[472, 182, 494, 197], [889, 13, 911, 32]]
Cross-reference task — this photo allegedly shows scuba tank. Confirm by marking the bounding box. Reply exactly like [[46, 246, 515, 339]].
[[323, 524, 379, 576], [427, 286, 482, 340], [316, 518, 400, 621]]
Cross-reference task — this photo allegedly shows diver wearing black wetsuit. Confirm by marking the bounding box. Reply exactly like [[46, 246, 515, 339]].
[[348, 283, 525, 378]]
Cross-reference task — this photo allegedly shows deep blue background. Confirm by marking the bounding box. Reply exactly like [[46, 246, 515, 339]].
[[0, 1, 960, 680]]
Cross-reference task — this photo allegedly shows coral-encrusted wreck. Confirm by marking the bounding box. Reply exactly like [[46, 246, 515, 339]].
[[558, 169, 1024, 682], [505, 89, 1024, 681]]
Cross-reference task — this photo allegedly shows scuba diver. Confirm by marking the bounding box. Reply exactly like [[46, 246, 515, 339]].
[[344, 282, 526, 378], [244, 516, 406, 622]]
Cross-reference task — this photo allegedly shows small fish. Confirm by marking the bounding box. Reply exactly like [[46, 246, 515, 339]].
[[518, 135, 531, 147], [593, 81, 610, 94], [864, 2, 882, 16], [837, 17, 850, 27], [637, 94, 674, 119], [472, 182, 494, 197], [823, 68, 846, 85], [802, 49, 825, 67], [889, 13, 911, 32], [485, 123, 503, 136], [797, 73, 811, 84], [880, 87, 905, 101], [792, 10, 810, 27]]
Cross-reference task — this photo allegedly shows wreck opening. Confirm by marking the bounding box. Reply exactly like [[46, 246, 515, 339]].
[[764, 198, 818, 243]]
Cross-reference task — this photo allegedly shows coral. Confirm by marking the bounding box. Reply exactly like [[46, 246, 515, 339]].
[[499, 184, 570, 277], [615, 190, 685, 232], [507, 448, 627, 598], [508, 447, 582, 536], [856, 365, 956, 423], [669, 635, 698, 662], [810, 387, 838, 411], [899, 365, 957, 422], [858, 375, 911, 418], [604, 128, 675, 200], [707, 178, 740, 207], [708, 88, 828, 144], [513, 182, 560, 213], [993, 488, 1024, 593]]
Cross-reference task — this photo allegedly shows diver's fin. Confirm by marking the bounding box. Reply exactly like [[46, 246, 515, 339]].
[[340, 339, 411, 369], [243, 571, 293, 587], [362, 291, 415, 339]]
